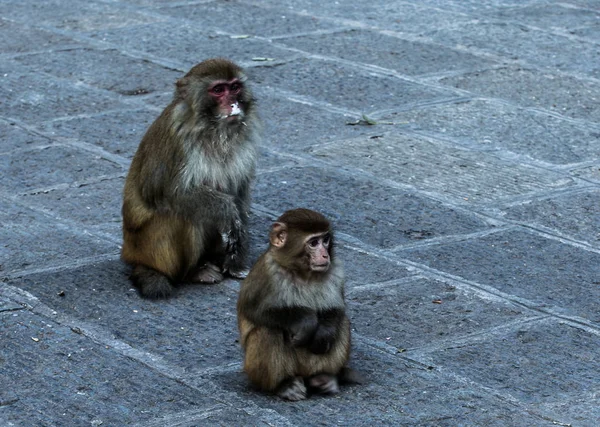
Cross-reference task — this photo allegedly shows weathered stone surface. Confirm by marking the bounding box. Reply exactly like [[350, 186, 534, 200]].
[[1, 145, 123, 192], [309, 133, 575, 204], [397, 229, 600, 324], [499, 189, 600, 247], [0, 122, 53, 153], [435, 66, 600, 122], [347, 276, 535, 350], [0, 202, 117, 274], [18, 176, 125, 230], [209, 340, 554, 426], [0, 309, 223, 427], [14, 49, 183, 96], [38, 109, 157, 158], [88, 24, 301, 68], [425, 20, 600, 78], [157, 2, 343, 37], [257, 91, 375, 151], [415, 319, 600, 411], [250, 58, 458, 113], [0, 0, 161, 32], [0, 18, 79, 53], [7, 260, 243, 371], [254, 166, 490, 247], [485, 3, 600, 31], [0, 64, 127, 123], [279, 29, 498, 77], [378, 98, 600, 165]]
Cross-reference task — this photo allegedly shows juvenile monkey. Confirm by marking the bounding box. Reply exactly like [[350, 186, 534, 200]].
[[237, 208, 361, 401], [122, 58, 260, 299]]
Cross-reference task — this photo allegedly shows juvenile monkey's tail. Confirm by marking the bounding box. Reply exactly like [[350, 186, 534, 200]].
[[130, 265, 175, 299], [339, 367, 366, 385]]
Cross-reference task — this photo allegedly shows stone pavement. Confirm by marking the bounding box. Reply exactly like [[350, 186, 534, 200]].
[[1, 0, 599, 425]]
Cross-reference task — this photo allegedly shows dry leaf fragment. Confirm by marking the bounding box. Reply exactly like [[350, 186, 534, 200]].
[[432, 299, 442, 304]]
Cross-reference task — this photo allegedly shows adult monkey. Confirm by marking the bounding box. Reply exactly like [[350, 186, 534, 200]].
[[237, 208, 362, 401], [122, 58, 260, 299]]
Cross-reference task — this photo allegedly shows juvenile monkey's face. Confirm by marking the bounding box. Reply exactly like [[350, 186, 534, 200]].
[[305, 232, 331, 272], [208, 79, 246, 122]]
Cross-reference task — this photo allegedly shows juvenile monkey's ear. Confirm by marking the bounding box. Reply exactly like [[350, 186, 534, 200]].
[[270, 222, 287, 248]]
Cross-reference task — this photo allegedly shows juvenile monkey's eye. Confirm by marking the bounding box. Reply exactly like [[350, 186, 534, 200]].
[[322, 234, 331, 246], [309, 238, 319, 248]]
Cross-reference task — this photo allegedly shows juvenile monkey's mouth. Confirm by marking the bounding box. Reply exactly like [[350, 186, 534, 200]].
[[311, 263, 330, 271]]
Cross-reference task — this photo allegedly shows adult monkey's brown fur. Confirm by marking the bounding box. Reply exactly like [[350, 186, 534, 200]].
[[237, 208, 362, 401], [122, 58, 260, 299]]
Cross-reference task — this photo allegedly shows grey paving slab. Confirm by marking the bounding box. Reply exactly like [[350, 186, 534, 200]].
[[255, 146, 303, 172], [0, 295, 23, 312], [0, 202, 117, 274], [157, 2, 345, 37], [18, 176, 124, 229], [0, 18, 79, 54], [254, 166, 490, 248], [435, 65, 600, 123], [397, 228, 600, 324], [208, 341, 554, 426], [267, 1, 475, 36], [14, 48, 183, 96], [250, 58, 458, 112], [424, 20, 600, 78], [0, 122, 52, 153], [484, 3, 600, 31], [379, 98, 600, 165], [0, 309, 223, 427], [256, 91, 375, 151], [278, 29, 498, 77], [573, 164, 600, 183], [309, 133, 575, 204], [0, 64, 128, 123], [88, 23, 301, 68], [414, 318, 600, 423], [0, 145, 123, 193], [340, 247, 414, 289], [0, 0, 163, 32], [499, 188, 600, 247], [347, 276, 536, 350], [7, 260, 243, 372], [37, 109, 157, 158], [574, 24, 600, 39], [405, 0, 559, 14]]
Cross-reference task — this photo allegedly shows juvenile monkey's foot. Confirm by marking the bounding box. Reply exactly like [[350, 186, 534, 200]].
[[189, 263, 224, 284], [277, 377, 307, 401], [308, 374, 340, 395]]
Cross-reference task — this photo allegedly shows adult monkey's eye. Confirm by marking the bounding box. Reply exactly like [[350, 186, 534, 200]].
[[211, 84, 224, 94], [230, 82, 242, 92]]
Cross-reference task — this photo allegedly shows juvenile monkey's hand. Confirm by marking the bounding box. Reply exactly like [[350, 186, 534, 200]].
[[308, 326, 335, 354], [289, 312, 319, 347]]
